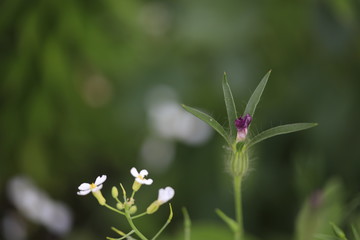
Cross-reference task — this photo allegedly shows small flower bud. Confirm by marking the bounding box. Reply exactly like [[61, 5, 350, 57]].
[[235, 114, 252, 142], [92, 190, 106, 206], [112, 186, 119, 198], [129, 205, 137, 215], [147, 200, 160, 214], [116, 202, 124, 210]]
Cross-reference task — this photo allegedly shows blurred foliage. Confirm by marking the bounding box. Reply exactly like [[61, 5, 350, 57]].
[[1, 0, 360, 239]]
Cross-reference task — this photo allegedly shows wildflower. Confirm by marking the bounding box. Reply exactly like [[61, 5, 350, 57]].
[[130, 167, 153, 191], [77, 175, 107, 205], [235, 114, 252, 142], [147, 187, 175, 214]]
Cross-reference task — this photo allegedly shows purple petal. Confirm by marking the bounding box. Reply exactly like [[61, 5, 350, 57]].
[[235, 114, 252, 130]]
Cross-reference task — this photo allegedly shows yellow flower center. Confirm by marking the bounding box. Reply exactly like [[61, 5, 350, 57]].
[[90, 183, 97, 189]]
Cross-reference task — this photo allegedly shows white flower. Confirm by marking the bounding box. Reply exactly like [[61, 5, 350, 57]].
[[157, 186, 175, 204], [146, 186, 175, 214], [77, 175, 107, 195], [130, 167, 153, 185]]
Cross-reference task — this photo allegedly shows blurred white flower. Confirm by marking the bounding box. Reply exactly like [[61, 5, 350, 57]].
[[130, 168, 153, 185], [145, 85, 212, 145], [2, 212, 27, 240], [157, 187, 175, 204], [141, 85, 212, 173], [7, 176, 72, 236], [77, 175, 107, 195]]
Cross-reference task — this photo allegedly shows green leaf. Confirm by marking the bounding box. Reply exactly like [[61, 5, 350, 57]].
[[243, 70, 271, 119], [330, 222, 348, 240], [222, 73, 238, 141], [247, 123, 318, 148], [215, 208, 238, 233], [182, 104, 231, 146], [315, 234, 342, 240], [182, 207, 191, 240], [295, 179, 345, 240], [352, 225, 360, 240]]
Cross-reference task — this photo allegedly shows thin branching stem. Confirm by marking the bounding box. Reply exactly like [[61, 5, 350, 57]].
[[132, 212, 147, 219], [104, 203, 125, 216], [125, 208, 148, 240], [151, 204, 173, 240]]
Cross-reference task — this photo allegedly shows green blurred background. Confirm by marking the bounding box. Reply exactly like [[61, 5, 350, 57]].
[[1, 0, 360, 239]]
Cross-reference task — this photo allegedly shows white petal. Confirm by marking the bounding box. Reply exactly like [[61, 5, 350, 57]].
[[142, 178, 153, 185], [95, 175, 107, 186], [139, 169, 149, 177], [158, 187, 175, 203], [91, 184, 103, 192], [130, 167, 139, 177], [135, 178, 146, 184], [78, 183, 90, 191], [77, 189, 91, 195]]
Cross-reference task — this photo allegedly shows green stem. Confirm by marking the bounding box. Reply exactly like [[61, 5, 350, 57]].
[[104, 204, 125, 216], [131, 211, 147, 219], [233, 175, 243, 240], [151, 204, 173, 240], [182, 207, 191, 240], [125, 209, 148, 240], [131, 190, 136, 199]]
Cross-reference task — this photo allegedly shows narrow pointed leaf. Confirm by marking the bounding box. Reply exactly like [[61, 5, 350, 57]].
[[243, 70, 271, 119], [182, 207, 191, 240], [222, 73, 238, 140], [331, 222, 348, 240], [182, 104, 231, 146], [247, 123, 318, 148], [215, 208, 238, 233], [352, 225, 360, 240], [315, 234, 342, 240]]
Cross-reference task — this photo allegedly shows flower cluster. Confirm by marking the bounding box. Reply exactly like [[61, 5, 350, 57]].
[[77, 168, 175, 239]]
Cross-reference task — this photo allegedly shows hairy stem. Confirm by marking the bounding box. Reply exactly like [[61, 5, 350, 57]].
[[234, 175, 243, 240]]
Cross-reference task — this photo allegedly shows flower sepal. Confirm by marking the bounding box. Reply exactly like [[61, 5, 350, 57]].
[[235, 141, 246, 152], [147, 200, 161, 214], [92, 190, 106, 206]]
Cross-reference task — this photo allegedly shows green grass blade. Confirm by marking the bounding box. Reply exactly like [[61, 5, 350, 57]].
[[330, 222, 348, 240], [215, 208, 238, 233], [247, 123, 318, 148], [182, 104, 231, 146], [182, 207, 191, 240], [243, 70, 271, 118], [315, 234, 342, 240], [352, 225, 360, 240], [222, 73, 238, 141]]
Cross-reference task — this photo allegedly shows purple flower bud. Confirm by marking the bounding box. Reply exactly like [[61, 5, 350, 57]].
[[310, 190, 323, 209], [234, 114, 252, 142]]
